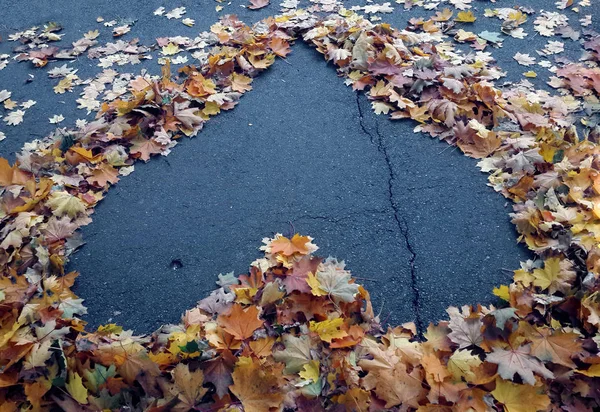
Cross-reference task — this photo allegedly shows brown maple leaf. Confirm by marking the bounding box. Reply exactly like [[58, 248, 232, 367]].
[[202, 350, 236, 398], [283, 256, 322, 293], [229, 357, 284, 412]]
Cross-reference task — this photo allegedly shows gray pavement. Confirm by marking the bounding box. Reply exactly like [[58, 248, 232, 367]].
[[2, 0, 592, 333]]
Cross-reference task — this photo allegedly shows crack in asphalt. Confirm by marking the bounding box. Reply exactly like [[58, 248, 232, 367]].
[[355, 92, 424, 337]]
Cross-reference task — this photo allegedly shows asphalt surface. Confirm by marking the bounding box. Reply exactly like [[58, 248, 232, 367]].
[[1, 0, 592, 333]]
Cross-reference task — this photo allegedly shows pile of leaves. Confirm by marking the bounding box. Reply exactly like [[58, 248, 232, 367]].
[[1, 8, 600, 411]]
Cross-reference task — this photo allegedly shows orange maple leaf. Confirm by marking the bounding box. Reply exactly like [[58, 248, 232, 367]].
[[218, 304, 263, 340], [270, 233, 310, 256], [0, 158, 31, 187], [269, 38, 291, 57], [86, 163, 120, 187]]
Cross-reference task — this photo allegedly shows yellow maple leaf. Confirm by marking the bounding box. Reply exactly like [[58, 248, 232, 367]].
[[447, 349, 482, 382], [455, 11, 477, 22], [491, 378, 550, 412], [309, 318, 348, 343], [66, 371, 88, 404], [299, 360, 320, 382], [523, 71, 537, 78], [53, 77, 73, 94], [532, 257, 575, 294], [576, 364, 600, 377], [307, 272, 326, 297], [162, 43, 180, 56], [493, 285, 510, 301]]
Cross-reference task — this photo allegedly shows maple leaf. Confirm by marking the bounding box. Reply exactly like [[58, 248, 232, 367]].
[[248, 0, 269, 9], [335, 387, 370, 411], [217, 304, 263, 340], [202, 350, 236, 398], [66, 371, 88, 404], [270, 233, 311, 256], [269, 38, 291, 57], [527, 326, 582, 368], [311, 264, 359, 303], [130, 137, 164, 162], [230, 73, 253, 93], [86, 163, 120, 187], [532, 257, 575, 294], [447, 306, 483, 349], [455, 11, 476, 23], [447, 349, 482, 383], [23, 340, 53, 369], [95, 339, 160, 385], [486, 344, 554, 385], [182, 18, 195, 27], [514, 53, 536, 66], [229, 357, 284, 412], [491, 378, 550, 412], [361, 356, 426, 408], [0, 89, 11, 102], [283, 256, 322, 293], [169, 363, 208, 410], [259, 282, 284, 306], [41, 216, 77, 243], [309, 318, 348, 342], [174, 103, 204, 136], [3, 110, 25, 126], [162, 43, 180, 56], [299, 360, 320, 382], [166, 7, 186, 19], [198, 287, 234, 314], [0, 158, 31, 186], [272, 334, 312, 374], [46, 191, 87, 218], [454, 120, 501, 159]]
